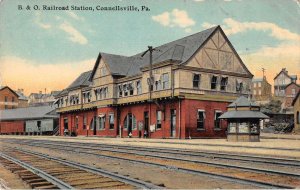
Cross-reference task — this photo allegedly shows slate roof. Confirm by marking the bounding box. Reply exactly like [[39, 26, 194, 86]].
[[15, 91, 28, 100], [67, 70, 92, 90], [228, 96, 258, 108], [219, 110, 269, 119], [0, 105, 58, 121], [90, 26, 252, 80]]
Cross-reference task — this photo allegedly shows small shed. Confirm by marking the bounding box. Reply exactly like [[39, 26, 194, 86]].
[[219, 96, 269, 142]]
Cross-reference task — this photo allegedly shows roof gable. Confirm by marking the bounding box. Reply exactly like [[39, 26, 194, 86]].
[[68, 70, 92, 90], [0, 86, 20, 98]]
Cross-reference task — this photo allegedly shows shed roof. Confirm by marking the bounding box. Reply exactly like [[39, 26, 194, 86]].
[[0, 105, 58, 121], [219, 111, 269, 119], [228, 96, 258, 108]]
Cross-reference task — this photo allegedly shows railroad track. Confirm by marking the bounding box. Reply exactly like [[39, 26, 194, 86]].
[[7, 138, 300, 167], [4, 139, 299, 189], [0, 147, 162, 189]]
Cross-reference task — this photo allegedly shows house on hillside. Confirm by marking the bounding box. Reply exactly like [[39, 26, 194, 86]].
[[55, 26, 253, 139]]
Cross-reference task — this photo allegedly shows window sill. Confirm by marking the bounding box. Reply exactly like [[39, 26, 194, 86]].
[[214, 128, 222, 131], [197, 129, 205, 131]]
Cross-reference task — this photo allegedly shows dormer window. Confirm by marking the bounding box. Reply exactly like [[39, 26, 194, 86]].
[[162, 73, 169, 89], [118, 85, 123, 97], [236, 80, 243, 93]]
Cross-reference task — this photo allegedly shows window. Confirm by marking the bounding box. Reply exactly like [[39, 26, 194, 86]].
[[109, 113, 114, 129], [124, 113, 137, 130], [258, 90, 261, 95], [4, 96, 7, 102], [98, 115, 105, 130], [297, 111, 299, 124], [75, 116, 79, 129], [197, 110, 205, 129], [292, 89, 296, 96], [83, 115, 87, 129], [118, 85, 123, 97], [156, 111, 162, 129], [12, 97, 15, 102], [236, 80, 243, 93], [258, 82, 261, 87], [193, 74, 200, 88], [123, 84, 128, 96], [162, 73, 169, 89], [253, 83, 257, 88], [136, 81, 142, 95], [220, 77, 228, 91], [128, 83, 134, 95], [214, 111, 222, 129], [211, 76, 218, 90], [253, 90, 256, 95], [155, 81, 162, 91]]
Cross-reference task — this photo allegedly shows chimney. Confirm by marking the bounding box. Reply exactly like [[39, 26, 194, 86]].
[[39, 91, 42, 94]]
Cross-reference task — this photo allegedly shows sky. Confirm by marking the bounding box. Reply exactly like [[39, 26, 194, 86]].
[[0, 0, 299, 95]]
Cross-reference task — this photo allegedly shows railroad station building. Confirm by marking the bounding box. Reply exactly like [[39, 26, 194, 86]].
[[55, 26, 253, 139]]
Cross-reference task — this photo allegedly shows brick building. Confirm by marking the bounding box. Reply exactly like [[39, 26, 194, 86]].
[[292, 91, 300, 133], [0, 86, 20, 110], [284, 82, 300, 109], [55, 26, 253, 139], [251, 76, 272, 102]]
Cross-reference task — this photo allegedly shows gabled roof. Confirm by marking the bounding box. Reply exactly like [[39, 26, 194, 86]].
[[90, 26, 253, 81], [0, 86, 20, 98], [67, 70, 92, 90], [228, 96, 258, 108], [284, 82, 300, 89], [0, 105, 58, 121], [274, 69, 297, 80]]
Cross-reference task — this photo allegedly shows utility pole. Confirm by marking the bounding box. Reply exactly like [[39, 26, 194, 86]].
[[262, 68, 266, 78]]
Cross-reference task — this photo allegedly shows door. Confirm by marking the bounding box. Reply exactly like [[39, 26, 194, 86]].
[[128, 113, 133, 134], [170, 109, 176, 137], [93, 116, 97, 135], [144, 112, 149, 137], [63, 118, 68, 130]]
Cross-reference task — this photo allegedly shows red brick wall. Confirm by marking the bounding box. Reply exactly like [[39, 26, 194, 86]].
[[0, 121, 25, 134], [0, 87, 19, 110], [182, 99, 228, 138], [58, 99, 229, 139], [285, 84, 300, 107]]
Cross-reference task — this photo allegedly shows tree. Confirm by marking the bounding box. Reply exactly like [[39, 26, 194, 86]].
[[260, 99, 282, 114]]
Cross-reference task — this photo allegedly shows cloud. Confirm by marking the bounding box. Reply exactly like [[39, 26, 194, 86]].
[[203, 18, 300, 41], [59, 22, 88, 45], [152, 12, 170, 26], [0, 56, 95, 95], [34, 12, 52, 30], [152, 9, 195, 28], [66, 11, 84, 21], [194, 0, 205, 2], [184, 28, 192, 33]]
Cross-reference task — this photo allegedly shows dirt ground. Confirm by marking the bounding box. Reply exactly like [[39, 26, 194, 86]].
[[0, 164, 30, 189], [1, 134, 299, 158]]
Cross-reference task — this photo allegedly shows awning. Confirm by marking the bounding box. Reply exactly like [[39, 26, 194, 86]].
[[219, 111, 269, 119]]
